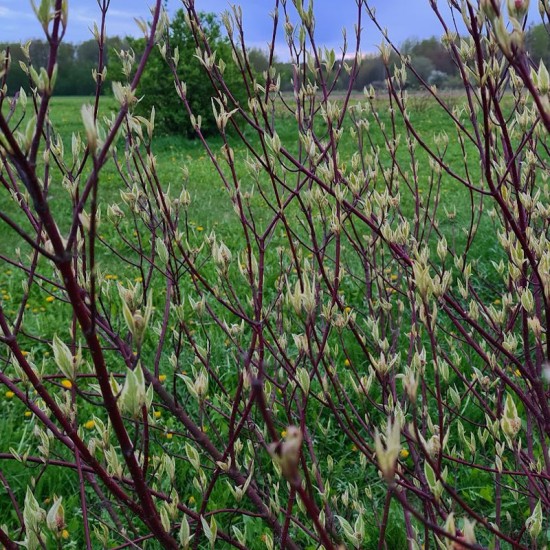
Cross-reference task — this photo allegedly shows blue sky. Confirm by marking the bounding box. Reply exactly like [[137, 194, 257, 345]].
[[0, 0, 542, 57]]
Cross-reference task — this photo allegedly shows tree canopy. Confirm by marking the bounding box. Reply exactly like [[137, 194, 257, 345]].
[[121, 10, 248, 136], [2, 20, 548, 105]]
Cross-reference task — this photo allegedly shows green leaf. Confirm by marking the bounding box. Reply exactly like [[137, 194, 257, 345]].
[[424, 461, 436, 489]]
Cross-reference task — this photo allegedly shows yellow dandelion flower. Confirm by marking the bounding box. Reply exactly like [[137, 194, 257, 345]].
[[134, 276, 143, 283], [494, 299, 501, 305], [158, 374, 167, 382], [45, 296, 55, 303], [391, 274, 398, 281], [344, 306, 351, 313], [61, 529, 69, 540], [5, 391, 15, 399], [21, 351, 29, 357], [344, 358, 351, 367], [514, 369, 522, 377], [400, 449, 410, 459], [281, 430, 287, 438], [166, 432, 173, 439], [61, 380, 73, 389], [196, 226, 204, 232], [84, 420, 95, 430], [154, 410, 162, 419], [24, 411, 32, 418], [188, 495, 196, 504]]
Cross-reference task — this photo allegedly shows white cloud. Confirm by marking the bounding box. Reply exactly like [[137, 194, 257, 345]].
[[0, 6, 33, 18], [108, 9, 143, 18], [70, 9, 98, 24]]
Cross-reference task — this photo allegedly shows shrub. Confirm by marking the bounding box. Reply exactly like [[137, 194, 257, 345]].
[[125, 9, 248, 136], [0, 0, 549, 549]]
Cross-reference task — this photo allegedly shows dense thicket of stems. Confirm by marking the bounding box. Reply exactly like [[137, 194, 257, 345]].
[[0, 0, 548, 548]]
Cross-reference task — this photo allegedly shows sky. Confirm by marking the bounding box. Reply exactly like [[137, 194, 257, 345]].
[[0, 0, 542, 57]]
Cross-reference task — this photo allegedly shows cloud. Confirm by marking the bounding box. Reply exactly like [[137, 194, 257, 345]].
[[108, 9, 143, 18], [0, 6, 33, 19], [70, 9, 97, 24]]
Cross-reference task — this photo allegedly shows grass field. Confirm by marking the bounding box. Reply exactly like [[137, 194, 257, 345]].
[[4, 93, 494, 245], [0, 92, 500, 347], [0, 92, 534, 549]]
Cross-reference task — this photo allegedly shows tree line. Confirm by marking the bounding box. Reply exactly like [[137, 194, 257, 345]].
[[3, 21, 548, 98], [0, 37, 129, 96]]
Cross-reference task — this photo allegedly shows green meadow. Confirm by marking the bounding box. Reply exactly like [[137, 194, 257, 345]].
[[0, 93, 520, 548]]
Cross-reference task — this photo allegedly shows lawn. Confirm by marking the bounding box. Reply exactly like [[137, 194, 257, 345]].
[[0, 90, 543, 549]]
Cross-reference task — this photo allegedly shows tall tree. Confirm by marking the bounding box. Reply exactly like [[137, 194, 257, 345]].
[[525, 23, 550, 66], [123, 10, 248, 136]]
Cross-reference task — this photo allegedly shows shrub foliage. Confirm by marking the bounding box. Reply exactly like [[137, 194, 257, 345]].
[[0, 0, 549, 549], [127, 10, 248, 136]]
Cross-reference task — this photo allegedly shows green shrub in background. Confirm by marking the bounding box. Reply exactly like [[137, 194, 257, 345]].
[[125, 10, 248, 136]]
